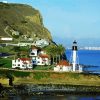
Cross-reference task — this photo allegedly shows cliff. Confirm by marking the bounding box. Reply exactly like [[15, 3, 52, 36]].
[[0, 2, 52, 41]]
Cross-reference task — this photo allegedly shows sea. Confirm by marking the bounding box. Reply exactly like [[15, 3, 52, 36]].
[[66, 49, 100, 73]]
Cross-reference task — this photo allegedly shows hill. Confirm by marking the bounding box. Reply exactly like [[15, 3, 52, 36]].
[[0, 2, 52, 41]]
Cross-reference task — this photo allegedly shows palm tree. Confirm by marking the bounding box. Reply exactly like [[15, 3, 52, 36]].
[[57, 44, 65, 62], [43, 45, 56, 65], [43, 44, 65, 65], [13, 46, 20, 59]]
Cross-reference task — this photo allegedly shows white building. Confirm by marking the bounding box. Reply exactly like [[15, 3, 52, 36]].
[[32, 54, 50, 65], [72, 40, 78, 71], [11, 30, 19, 36], [1, 37, 13, 41], [54, 60, 72, 72], [30, 46, 50, 65], [34, 39, 49, 47], [18, 42, 31, 46], [71, 40, 83, 72], [12, 58, 32, 69]]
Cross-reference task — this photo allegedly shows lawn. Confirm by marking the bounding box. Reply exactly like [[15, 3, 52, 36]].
[[0, 69, 100, 86], [0, 58, 12, 68], [33, 65, 54, 70], [13, 71, 100, 86]]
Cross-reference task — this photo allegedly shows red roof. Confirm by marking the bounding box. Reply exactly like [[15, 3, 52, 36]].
[[32, 46, 38, 50], [39, 54, 49, 58], [20, 58, 31, 61], [23, 62, 28, 64], [31, 45, 41, 50], [57, 60, 70, 66]]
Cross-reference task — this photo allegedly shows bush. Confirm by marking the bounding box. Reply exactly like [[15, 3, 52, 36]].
[[13, 71, 30, 77]]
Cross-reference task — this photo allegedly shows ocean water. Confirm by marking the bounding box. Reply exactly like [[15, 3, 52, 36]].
[[8, 94, 100, 100], [66, 50, 100, 72]]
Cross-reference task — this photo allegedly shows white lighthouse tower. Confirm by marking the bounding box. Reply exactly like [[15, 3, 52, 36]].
[[72, 40, 78, 71]]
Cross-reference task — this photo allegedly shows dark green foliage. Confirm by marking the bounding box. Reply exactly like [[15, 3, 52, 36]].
[[0, 70, 30, 78], [43, 44, 65, 64], [0, 58, 12, 68], [33, 65, 54, 70], [13, 71, 30, 77], [21, 20, 28, 24]]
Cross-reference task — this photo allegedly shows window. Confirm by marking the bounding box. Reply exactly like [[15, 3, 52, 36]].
[[18, 64, 20, 66], [32, 57, 36, 60], [31, 53, 35, 55], [33, 61, 36, 63], [38, 61, 40, 63]]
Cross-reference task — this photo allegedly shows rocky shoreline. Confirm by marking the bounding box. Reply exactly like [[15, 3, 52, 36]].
[[0, 84, 100, 97]]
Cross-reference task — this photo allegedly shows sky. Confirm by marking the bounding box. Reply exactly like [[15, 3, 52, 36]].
[[1, 0, 100, 47]]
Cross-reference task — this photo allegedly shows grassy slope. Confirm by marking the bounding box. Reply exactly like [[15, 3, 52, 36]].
[[0, 69, 100, 86]]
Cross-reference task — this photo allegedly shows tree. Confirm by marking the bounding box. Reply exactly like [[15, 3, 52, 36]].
[[43, 45, 57, 65], [56, 44, 65, 62], [43, 44, 65, 65], [12, 46, 30, 58]]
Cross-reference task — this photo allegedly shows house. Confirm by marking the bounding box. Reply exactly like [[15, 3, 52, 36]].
[[36, 54, 50, 65], [30, 46, 39, 57], [30, 46, 50, 65], [54, 60, 72, 72], [11, 30, 19, 36], [12, 58, 32, 69], [18, 42, 31, 46], [54, 60, 83, 72], [34, 39, 49, 47]]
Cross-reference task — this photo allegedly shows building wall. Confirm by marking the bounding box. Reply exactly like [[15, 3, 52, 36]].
[[12, 59, 32, 69], [32, 56, 50, 65], [30, 49, 38, 57], [54, 65, 72, 72], [1, 38, 13, 41], [62, 66, 72, 71], [54, 66, 60, 71], [35, 39, 49, 47]]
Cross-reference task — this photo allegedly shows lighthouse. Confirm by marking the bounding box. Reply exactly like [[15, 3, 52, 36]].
[[72, 40, 78, 71]]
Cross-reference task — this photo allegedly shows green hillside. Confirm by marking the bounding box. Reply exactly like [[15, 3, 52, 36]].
[[0, 2, 52, 41]]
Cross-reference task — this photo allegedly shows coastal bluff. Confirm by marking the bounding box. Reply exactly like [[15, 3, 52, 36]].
[[0, 2, 52, 41]]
